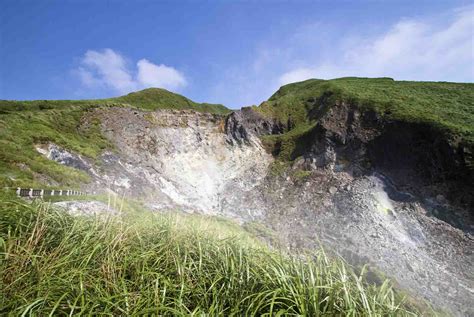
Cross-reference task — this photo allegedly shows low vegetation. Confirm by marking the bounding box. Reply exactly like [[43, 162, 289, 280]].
[[114, 88, 229, 114], [0, 103, 107, 189], [0, 194, 422, 316], [0, 87, 228, 114]]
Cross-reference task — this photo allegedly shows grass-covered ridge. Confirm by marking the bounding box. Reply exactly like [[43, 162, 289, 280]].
[[0, 195, 421, 316], [114, 88, 229, 114], [0, 88, 229, 188], [257, 77, 474, 161], [0, 87, 229, 114]]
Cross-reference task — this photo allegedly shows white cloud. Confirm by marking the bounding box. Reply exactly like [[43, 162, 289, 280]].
[[75, 49, 187, 94], [80, 48, 136, 92], [136, 59, 187, 89], [278, 7, 474, 85]]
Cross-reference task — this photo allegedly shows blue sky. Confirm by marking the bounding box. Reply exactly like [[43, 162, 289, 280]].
[[1, 1, 473, 108]]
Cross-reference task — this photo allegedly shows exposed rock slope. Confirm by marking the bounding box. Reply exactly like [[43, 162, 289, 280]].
[[40, 108, 272, 218], [247, 101, 474, 316]]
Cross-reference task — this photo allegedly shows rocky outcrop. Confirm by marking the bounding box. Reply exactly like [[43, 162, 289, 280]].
[[225, 107, 284, 145], [288, 101, 473, 230], [254, 100, 474, 316], [36, 143, 94, 173], [84, 108, 271, 218]]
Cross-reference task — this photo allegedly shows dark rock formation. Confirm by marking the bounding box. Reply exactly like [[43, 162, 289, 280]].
[[225, 107, 284, 145], [285, 101, 473, 231]]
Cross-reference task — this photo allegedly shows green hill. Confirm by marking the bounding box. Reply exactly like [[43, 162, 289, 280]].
[[114, 88, 229, 114], [257, 77, 474, 160], [0, 88, 229, 114]]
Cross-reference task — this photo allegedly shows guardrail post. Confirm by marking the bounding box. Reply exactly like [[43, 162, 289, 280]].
[[51, 190, 55, 196], [28, 188, 33, 198], [16, 187, 21, 197], [40, 189, 44, 198]]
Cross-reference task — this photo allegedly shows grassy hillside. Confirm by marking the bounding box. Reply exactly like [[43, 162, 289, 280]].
[[257, 77, 474, 160], [0, 194, 422, 316], [114, 88, 229, 114], [0, 89, 229, 189], [0, 88, 229, 114]]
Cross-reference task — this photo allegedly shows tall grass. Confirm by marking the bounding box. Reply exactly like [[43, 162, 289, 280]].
[[0, 197, 419, 316]]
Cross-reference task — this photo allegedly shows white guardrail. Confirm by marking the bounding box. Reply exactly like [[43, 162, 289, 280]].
[[15, 188, 88, 198]]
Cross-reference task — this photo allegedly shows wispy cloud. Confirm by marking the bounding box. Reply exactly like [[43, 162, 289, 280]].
[[75, 49, 187, 95], [278, 7, 474, 85]]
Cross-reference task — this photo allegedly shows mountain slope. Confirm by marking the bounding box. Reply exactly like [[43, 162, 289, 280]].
[[0, 87, 229, 114], [259, 77, 473, 142], [0, 88, 229, 188], [257, 78, 474, 162]]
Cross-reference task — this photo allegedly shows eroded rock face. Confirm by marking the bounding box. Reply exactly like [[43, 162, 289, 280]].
[[254, 101, 474, 316], [38, 105, 473, 315], [254, 171, 473, 316], [36, 143, 94, 173], [91, 108, 272, 218], [225, 107, 284, 145], [224, 102, 473, 316]]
